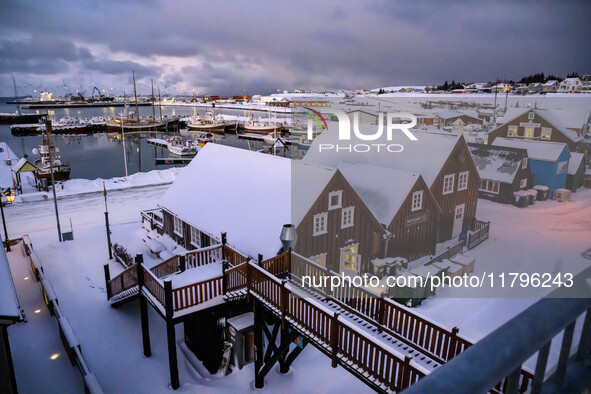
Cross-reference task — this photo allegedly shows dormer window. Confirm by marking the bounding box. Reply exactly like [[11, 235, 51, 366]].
[[328, 191, 342, 210]]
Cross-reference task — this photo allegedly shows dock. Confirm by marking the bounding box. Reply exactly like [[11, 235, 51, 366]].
[[147, 138, 169, 148]]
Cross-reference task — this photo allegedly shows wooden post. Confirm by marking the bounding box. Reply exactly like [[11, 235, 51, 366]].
[[254, 300, 264, 389], [246, 261, 252, 303], [103, 264, 111, 300], [221, 232, 227, 262], [446, 327, 459, 361], [179, 255, 186, 272], [377, 294, 385, 333], [330, 313, 340, 368], [258, 254, 263, 267], [280, 279, 287, 330], [400, 355, 412, 390], [137, 256, 151, 358], [164, 280, 179, 390], [104, 212, 112, 259], [222, 260, 228, 294]]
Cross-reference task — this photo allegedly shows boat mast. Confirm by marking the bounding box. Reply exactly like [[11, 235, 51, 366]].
[[133, 70, 139, 121], [158, 86, 163, 121], [12, 75, 21, 115], [151, 79, 156, 122]]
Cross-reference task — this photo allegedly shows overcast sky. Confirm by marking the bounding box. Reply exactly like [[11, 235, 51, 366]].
[[1, 0, 589, 97]]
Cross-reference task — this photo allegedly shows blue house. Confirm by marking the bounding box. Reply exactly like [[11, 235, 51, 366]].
[[491, 138, 570, 198]]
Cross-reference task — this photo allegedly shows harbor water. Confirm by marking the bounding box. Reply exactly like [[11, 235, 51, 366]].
[[0, 101, 278, 180]]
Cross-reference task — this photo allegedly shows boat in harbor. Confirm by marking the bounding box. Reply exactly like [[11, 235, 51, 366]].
[[33, 135, 71, 182], [242, 112, 283, 134], [167, 137, 198, 156], [187, 111, 226, 133]]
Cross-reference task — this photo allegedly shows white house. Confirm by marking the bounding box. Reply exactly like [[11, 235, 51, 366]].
[[558, 78, 583, 93]]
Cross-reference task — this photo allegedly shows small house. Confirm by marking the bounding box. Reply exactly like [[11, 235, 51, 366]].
[[558, 78, 582, 93], [437, 111, 483, 127], [491, 138, 570, 197], [468, 143, 533, 204], [345, 109, 379, 125], [542, 80, 559, 93], [489, 108, 583, 152], [566, 152, 585, 191]]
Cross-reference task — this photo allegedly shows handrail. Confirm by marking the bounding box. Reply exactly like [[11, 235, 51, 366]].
[[403, 297, 591, 394]]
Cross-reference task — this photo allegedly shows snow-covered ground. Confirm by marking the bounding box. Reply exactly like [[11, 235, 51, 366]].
[[4, 167, 591, 391]]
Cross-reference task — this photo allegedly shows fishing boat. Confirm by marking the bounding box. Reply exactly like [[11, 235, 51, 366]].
[[167, 137, 198, 156], [242, 112, 283, 134], [187, 111, 226, 133], [33, 134, 71, 182]]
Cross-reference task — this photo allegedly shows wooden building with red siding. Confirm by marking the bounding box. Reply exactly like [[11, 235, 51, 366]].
[[303, 129, 481, 242]]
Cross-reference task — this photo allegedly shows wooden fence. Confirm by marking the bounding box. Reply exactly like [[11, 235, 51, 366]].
[[185, 244, 223, 269], [107, 264, 137, 298], [467, 220, 490, 250]]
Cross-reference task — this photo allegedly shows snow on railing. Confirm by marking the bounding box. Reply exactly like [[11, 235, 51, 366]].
[[22, 236, 103, 393]]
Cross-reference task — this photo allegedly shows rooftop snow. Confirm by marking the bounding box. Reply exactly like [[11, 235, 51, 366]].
[[492, 138, 569, 162], [468, 144, 526, 183], [303, 126, 460, 187], [0, 247, 22, 320], [338, 162, 420, 225], [567, 152, 584, 175], [0, 142, 19, 189], [161, 143, 334, 258], [496, 108, 584, 142]]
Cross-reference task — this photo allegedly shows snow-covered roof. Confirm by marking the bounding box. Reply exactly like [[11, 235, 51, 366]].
[[567, 152, 584, 175], [338, 162, 420, 225], [303, 125, 460, 187], [468, 143, 526, 184], [0, 246, 21, 320], [496, 108, 583, 142], [0, 142, 18, 189], [161, 144, 334, 258], [542, 80, 558, 86], [438, 110, 464, 120], [491, 138, 569, 162]]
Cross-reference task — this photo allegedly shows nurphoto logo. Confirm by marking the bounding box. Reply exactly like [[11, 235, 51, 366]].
[[305, 107, 418, 153]]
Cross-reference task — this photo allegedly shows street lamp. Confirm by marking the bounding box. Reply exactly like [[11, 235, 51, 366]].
[[0, 189, 12, 251]]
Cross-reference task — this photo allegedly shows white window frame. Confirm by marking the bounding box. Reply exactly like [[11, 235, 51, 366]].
[[507, 126, 518, 137], [328, 190, 342, 210], [313, 212, 328, 236], [411, 190, 423, 212], [442, 174, 455, 195], [458, 171, 469, 191], [479, 179, 500, 194], [309, 253, 327, 267], [520, 178, 527, 188], [522, 158, 528, 169], [540, 127, 552, 140], [528, 112, 535, 120], [173, 216, 183, 237], [190, 226, 201, 248], [341, 206, 355, 229], [524, 127, 534, 139]]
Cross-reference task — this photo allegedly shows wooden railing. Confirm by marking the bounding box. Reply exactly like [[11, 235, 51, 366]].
[[245, 262, 427, 392], [185, 244, 223, 269], [151, 255, 179, 278], [467, 220, 490, 250], [260, 251, 291, 277], [142, 264, 166, 307], [225, 245, 250, 266], [226, 262, 249, 292], [172, 276, 223, 312], [288, 251, 532, 393], [107, 264, 138, 298]]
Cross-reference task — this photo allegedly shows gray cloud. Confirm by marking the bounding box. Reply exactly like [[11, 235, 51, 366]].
[[0, 0, 589, 96]]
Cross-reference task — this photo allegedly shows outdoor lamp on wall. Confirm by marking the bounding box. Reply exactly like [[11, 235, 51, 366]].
[[5, 190, 15, 204], [279, 224, 298, 252]]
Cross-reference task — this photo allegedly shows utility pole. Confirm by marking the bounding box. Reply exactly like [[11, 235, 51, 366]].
[[45, 120, 62, 242], [104, 182, 112, 259], [0, 191, 10, 252]]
